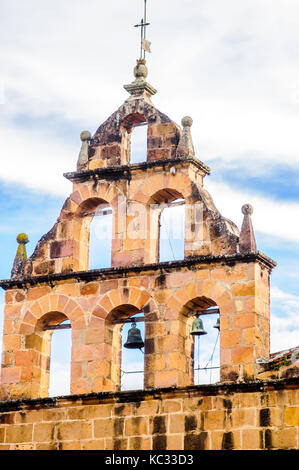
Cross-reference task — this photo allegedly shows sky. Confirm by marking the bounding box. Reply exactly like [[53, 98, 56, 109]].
[[0, 0, 299, 395]]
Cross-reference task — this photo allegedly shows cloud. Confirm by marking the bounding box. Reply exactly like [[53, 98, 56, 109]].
[[0, 0, 299, 191], [0, 124, 74, 196], [204, 180, 299, 244], [270, 286, 299, 352], [49, 361, 71, 397]]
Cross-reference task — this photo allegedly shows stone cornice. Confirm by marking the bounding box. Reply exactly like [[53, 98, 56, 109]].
[[0, 377, 297, 412], [0, 251, 276, 290], [63, 157, 211, 184]]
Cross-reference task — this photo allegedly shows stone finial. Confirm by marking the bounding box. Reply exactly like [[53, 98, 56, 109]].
[[239, 204, 257, 253], [11, 233, 29, 279], [77, 130, 91, 170], [176, 116, 195, 158], [124, 59, 157, 99], [242, 204, 254, 216]]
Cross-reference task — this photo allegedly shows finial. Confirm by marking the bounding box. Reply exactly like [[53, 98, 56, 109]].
[[241, 204, 254, 215], [239, 204, 257, 253], [124, 0, 156, 98], [176, 116, 195, 157], [77, 130, 91, 170], [11, 233, 29, 279]]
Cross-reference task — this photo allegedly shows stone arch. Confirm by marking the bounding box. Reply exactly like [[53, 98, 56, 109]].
[[91, 287, 153, 322], [18, 294, 87, 398], [89, 288, 158, 392], [20, 294, 87, 335], [169, 279, 238, 384], [71, 186, 125, 271], [144, 187, 186, 264]]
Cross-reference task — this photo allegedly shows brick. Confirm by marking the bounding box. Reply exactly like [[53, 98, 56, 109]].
[[57, 421, 92, 441], [135, 400, 160, 416], [124, 417, 148, 436], [86, 360, 110, 378], [94, 419, 114, 438], [271, 428, 297, 449], [234, 313, 257, 328], [284, 407, 299, 426], [167, 434, 184, 450], [221, 329, 241, 348], [81, 439, 105, 450], [155, 370, 179, 388], [5, 424, 33, 443], [85, 326, 105, 345], [241, 429, 261, 450], [231, 281, 255, 297], [27, 286, 51, 301], [203, 410, 225, 430], [231, 346, 255, 364], [169, 414, 184, 433], [33, 423, 54, 442], [1, 367, 20, 384], [232, 408, 256, 428], [80, 282, 99, 296], [55, 283, 80, 297], [3, 334, 21, 351], [129, 436, 151, 450]]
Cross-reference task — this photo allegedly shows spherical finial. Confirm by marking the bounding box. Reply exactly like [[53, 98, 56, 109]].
[[16, 233, 29, 244], [182, 116, 193, 128], [242, 204, 253, 215], [134, 59, 148, 80], [80, 130, 91, 142]]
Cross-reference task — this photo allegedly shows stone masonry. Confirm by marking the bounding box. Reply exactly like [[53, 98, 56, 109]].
[[0, 60, 298, 450]]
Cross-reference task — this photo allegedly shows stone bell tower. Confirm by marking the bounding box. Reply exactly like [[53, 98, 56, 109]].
[[0, 55, 276, 402]]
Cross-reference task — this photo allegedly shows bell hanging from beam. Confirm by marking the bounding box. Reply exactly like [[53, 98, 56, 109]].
[[124, 320, 145, 349], [190, 316, 207, 336], [213, 316, 220, 330]]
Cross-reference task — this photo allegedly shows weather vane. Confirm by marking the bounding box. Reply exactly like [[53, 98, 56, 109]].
[[134, 0, 151, 60]]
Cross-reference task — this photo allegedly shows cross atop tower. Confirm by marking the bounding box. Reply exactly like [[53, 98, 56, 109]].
[[134, 0, 151, 59]]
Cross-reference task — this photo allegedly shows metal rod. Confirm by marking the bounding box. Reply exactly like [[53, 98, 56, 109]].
[[191, 308, 220, 316], [112, 317, 144, 325], [121, 370, 144, 375], [194, 366, 220, 371], [43, 324, 71, 331], [143, 0, 147, 59]]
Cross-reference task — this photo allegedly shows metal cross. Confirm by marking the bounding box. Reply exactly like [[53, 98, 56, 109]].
[[134, 0, 150, 59]]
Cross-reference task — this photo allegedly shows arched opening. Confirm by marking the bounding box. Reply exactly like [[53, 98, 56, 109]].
[[182, 297, 220, 385], [106, 304, 145, 391], [121, 113, 148, 165], [130, 123, 148, 164], [148, 189, 185, 263], [89, 203, 113, 269], [76, 198, 113, 270], [35, 312, 72, 397], [48, 320, 72, 397]]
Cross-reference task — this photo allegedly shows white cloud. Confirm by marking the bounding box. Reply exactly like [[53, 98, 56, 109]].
[[0, 124, 74, 196], [0, 0, 299, 185], [204, 180, 299, 244], [49, 361, 71, 397], [270, 287, 299, 352]]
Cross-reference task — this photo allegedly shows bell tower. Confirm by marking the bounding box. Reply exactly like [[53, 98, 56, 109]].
[[0, 2, 276, 401]]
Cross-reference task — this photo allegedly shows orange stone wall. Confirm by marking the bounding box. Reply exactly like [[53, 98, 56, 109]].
[[0, 380, 298, 450], [0, 258, 272, 401]]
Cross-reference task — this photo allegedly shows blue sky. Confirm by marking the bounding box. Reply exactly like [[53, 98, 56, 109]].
[[0, 0, 299, 395]]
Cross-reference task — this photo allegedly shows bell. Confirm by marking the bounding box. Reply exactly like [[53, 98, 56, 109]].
[[190, 316, 207, 336], [213, 316, 220, 330], [124, 322, 145, 349]]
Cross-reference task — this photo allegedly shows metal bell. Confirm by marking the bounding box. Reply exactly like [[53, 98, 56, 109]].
[[213, 316, 220, 330], [124, 321, 145, 349], [190, 316, 207, 336]]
